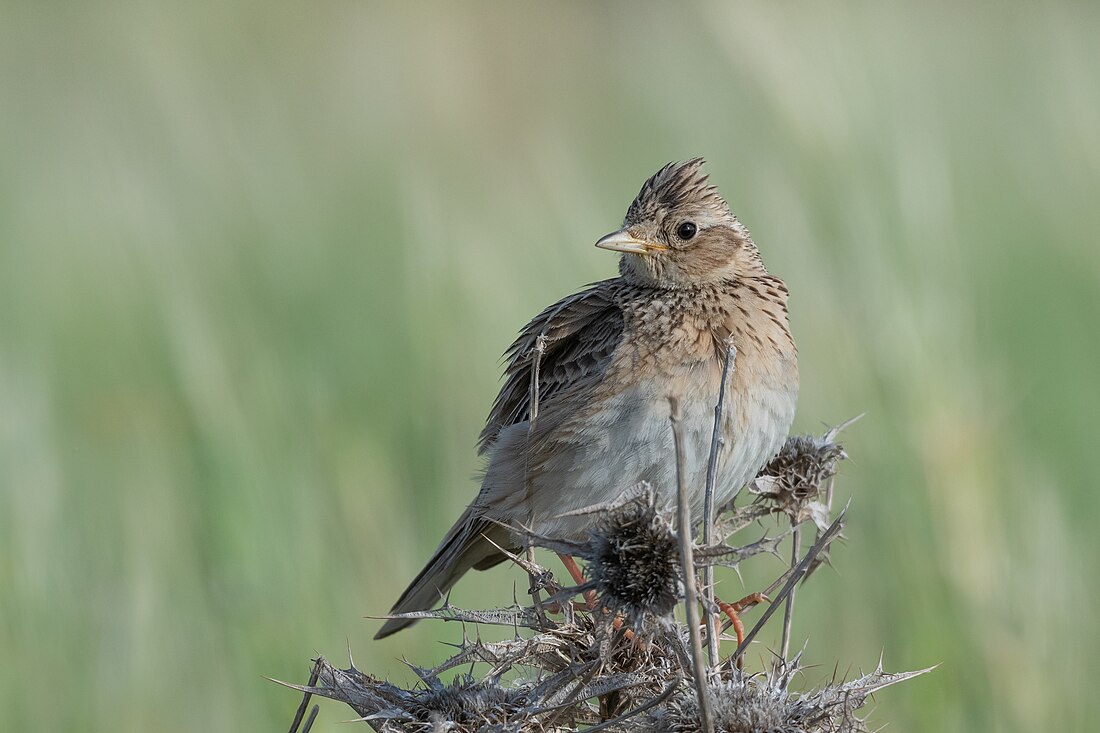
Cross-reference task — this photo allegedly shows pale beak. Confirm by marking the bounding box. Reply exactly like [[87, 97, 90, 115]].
[[594, 228, 668, 255]]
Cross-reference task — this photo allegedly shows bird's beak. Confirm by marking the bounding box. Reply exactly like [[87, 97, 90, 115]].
[[594, 228, 668, 255]]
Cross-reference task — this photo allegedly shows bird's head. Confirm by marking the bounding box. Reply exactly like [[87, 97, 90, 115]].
[[596, 158, 766, 288]]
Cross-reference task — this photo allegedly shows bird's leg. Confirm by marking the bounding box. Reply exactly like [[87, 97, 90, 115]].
[[556, 553, 599, 609], [717, 591, 769, 667], [555, 553, 645, 647]]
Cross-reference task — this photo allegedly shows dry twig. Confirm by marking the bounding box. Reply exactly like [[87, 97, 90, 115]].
[[703, 341, 736, 668], [780, 524, 801, 662], [668, 395, 716, 733]]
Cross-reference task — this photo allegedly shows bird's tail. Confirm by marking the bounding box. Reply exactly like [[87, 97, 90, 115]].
[[374, 508, 511, 639]]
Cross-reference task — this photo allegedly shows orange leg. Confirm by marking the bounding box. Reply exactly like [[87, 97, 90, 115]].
[[555, 554, 640, 645], [556, 553, 599, 609], [717, 592, 769, 667]]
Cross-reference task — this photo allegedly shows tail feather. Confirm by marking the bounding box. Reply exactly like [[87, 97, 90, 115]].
[[374, 511, 510, 639]]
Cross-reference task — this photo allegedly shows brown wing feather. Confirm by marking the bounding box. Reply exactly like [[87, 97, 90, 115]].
[[477, 279, 625, 455]]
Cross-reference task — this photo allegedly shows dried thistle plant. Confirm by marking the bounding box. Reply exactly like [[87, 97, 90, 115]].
[[520, 488, 687, 629], [586, 495, 681, 623], [645, 659, 930, 733], [279, 417, 930, 733]]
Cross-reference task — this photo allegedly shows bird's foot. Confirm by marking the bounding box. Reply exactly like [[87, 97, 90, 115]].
[[717, 591, 770, 668]]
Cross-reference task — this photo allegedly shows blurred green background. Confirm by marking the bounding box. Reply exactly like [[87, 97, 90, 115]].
[[2, 2, 1097, 730]]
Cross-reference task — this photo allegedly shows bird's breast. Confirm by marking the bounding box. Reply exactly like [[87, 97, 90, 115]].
[[525, 356, 796, 538], [517, 282, 798, 539]]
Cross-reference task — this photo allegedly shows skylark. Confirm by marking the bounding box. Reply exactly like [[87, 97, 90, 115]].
[[376, 158, 799, 638]]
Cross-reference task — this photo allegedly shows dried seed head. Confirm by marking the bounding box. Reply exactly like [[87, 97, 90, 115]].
[[342, 671, 531, 732], [409, 677, 524, 728], [752, 432, 847, 526], [647, 678, 789, 733], [586, 496, 681, 622]]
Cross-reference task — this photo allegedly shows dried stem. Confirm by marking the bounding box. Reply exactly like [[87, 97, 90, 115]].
[[583, 677, 681, 732], [526, 334, 549, 618], [528, 333, 547, 428], [300, 705, 319, 733], [703, 341, 736, 667], [286, 658, 322, 733], [780, 524, 801, 661], [732, 508, 846, 663], [668, 396, 715, 733]]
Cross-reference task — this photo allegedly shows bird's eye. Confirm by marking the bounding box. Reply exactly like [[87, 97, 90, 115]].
[[676, 221, 697, 240]]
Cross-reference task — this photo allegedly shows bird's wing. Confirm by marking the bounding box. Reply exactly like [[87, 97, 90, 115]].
[[477, 279, 625, 455]]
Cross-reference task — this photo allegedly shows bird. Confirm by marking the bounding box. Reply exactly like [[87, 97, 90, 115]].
[[375, 158, 799, 639]]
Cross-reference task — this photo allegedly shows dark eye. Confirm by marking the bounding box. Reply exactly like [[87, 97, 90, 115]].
[[676, 221, 697, 240]]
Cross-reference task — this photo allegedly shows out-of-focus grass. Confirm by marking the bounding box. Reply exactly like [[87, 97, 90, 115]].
[[1, 3, 1097, 731]]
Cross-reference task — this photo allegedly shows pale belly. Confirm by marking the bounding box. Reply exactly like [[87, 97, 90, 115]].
[[518, 370, 797, 540]]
